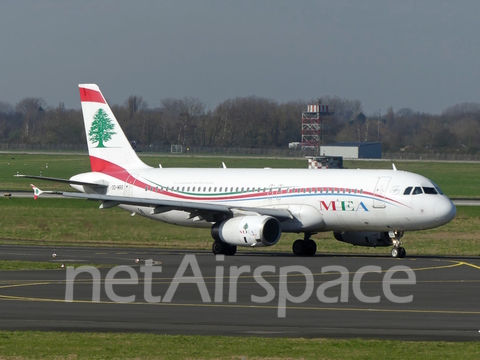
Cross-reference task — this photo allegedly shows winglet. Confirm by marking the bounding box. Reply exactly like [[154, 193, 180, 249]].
[[31, 184, 43, 200], [392, 163, 397, 171]]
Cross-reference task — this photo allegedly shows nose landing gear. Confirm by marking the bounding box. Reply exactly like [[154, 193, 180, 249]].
[[389, 231, 406, 258], [391, 245, 406, 258]]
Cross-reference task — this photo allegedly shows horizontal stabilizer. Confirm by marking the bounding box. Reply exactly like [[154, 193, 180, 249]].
[[15, 174, 108, 188], [30, 184, 62, 200]]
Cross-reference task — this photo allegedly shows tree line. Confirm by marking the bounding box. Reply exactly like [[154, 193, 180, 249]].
[[1, 95, 479, 154]]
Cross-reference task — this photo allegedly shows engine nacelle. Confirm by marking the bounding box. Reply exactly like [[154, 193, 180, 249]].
[[212, 216, 281, 247], [334, 231, 393, 247]]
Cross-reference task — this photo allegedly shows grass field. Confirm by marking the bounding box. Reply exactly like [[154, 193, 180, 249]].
[[1, 153, 480, 255], [0, 331, 479, 359], [2, 153, 480, 197], [0, 260, 114, 271], [1, 153, 479, 359], [1, 197, 480, 256]]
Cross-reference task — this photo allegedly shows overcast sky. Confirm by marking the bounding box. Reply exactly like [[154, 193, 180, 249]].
[[0, 1, 479, 115]]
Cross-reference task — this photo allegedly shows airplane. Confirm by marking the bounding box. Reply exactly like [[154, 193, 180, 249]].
[[17, 84, 457, 258]]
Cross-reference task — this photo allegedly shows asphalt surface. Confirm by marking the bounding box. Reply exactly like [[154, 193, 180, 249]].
[[0, 245, 479, 340]]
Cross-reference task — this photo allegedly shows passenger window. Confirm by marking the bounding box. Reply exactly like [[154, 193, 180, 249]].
[[423, 187, 438, 194], [412, 187, 423, 195], [404, 187, 413, 195]]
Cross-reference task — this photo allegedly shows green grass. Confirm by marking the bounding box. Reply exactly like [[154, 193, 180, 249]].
[[2, 153, 480, 197], [1, 154, 480, 357], [1, 197, 480, 256], [1, 152, 480, 256], [0, 332, 478, 359], [0, 260, 114, 271]]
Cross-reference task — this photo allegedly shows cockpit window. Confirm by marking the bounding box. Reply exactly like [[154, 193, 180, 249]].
[[412, 187, 423, 195], [403, 187, 413, 195], [423, 187, 438, 195], [431, 182, 444, 195]]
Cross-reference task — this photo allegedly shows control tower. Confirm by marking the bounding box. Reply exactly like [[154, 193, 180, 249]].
[[301, 102, 334, 152]]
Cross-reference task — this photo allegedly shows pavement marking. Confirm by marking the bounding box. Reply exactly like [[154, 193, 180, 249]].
[[0, 293, 480, 316], [458, 261, 480, 270]]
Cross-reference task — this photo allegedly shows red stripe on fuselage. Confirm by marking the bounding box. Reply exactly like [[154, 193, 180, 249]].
[[89, 156, 129, 181], [79, 87, 106, 104], [87, 157, 411, 207], [88, 156, 150, 191]]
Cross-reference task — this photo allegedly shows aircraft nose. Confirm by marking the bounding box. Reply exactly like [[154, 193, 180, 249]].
[[434, 197, 456, 223]]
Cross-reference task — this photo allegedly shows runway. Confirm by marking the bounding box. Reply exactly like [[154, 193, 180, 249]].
[[0, 245, 480, 341]]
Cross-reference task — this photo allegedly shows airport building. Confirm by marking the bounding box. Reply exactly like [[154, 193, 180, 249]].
[[320, 142, 381, 159]]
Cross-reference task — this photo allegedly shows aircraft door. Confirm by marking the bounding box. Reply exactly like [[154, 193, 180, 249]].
[[373, 177, 391, 208], [276, 187, 282, 200], [125, 174, 137, 197]]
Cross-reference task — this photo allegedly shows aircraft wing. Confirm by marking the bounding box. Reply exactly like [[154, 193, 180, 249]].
[[61, 191, 294, 222], [14, 174, 108, 188]]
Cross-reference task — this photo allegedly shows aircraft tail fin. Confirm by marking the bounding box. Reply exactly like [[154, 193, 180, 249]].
[[78, 84, 151, 173]]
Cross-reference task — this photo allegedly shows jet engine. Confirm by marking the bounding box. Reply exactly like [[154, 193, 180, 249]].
[[334, 231, 393, 247], [211, 216, 281, 247]]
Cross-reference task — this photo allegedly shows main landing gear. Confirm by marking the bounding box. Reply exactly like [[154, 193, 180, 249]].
[[292, 233, 317, 256], [211, 241, 237, 256], [389, 231, 406, 258]]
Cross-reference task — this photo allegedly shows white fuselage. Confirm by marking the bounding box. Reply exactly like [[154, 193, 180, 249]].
[[71, 167, 456, 234]]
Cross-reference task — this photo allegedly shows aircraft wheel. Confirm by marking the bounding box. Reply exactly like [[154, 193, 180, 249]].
[[225, 245, 237, 256], [212, 241, 225, 255], [391, 247, 399, 258], [292, 239, 306, 256], [398, 247, 406, 258], [305, 240, 317, 256]]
